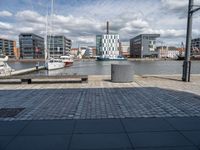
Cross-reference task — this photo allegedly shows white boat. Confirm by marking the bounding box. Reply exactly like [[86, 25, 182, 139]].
[[0, 56, 14, 76], [45, 58, 65, 70], [0, 56, 8, 62], [45, 0, 65, 70], [60, 55, 73, 66]]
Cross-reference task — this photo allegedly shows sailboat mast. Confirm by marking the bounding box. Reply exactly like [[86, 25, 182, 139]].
[[45, 13, 48, 61], [51, 0, 55, 58]]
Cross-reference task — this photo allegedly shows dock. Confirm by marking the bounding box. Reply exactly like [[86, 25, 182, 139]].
[[10, 66, 45, 76]]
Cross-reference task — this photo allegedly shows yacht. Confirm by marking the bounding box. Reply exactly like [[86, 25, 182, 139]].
[[45, 58, 65, 70], [60, 55, 73, 66], [45, 0, 65, 70], [0, 56, 14, 76]]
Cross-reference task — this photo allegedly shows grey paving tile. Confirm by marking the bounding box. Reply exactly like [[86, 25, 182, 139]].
[[70, 133, 132, 150], [20, 120, 75, 135], [0, 121, 29, 135], [135, 147, 198, 150], [5, 135, 70, 150], [122, 118, 175, 132], [165, 117, 200, 131], [129, 131, 193, 148], [182, 131, 200, 147], [74, 119, 124, 134], [0, 136, 14, 150]]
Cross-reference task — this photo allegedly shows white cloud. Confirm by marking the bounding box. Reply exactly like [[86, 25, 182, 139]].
[[0, 0, 200, 47], [161, 0, 188, 10], [0, 11, 13, 17], [145, 29, 185, 38], [0, 22, 13, 30], [16, 10, 45, 23]]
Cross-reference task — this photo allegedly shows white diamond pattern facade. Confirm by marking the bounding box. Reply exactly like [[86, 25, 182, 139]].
[[96, 34, 120, 58]]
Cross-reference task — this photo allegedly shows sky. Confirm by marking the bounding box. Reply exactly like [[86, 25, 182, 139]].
[[0, 0, 200, 47]]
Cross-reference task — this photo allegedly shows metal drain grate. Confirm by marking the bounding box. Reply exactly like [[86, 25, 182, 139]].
[[0, 108, 25, 118]]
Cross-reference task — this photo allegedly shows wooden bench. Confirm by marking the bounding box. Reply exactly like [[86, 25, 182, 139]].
[[0, 75, 88, 84]]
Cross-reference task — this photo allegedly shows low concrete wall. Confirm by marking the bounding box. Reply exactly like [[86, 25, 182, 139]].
[[111, 64, 134, 83]]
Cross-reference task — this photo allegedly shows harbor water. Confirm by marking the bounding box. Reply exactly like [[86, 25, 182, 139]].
[[8, 60, 200, 76]]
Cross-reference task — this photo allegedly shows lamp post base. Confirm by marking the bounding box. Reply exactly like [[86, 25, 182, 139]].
[[182, 61, 191, 82]]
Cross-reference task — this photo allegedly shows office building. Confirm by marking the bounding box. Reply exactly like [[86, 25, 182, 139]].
[[47, 35, 71, 58], [0, 38, 16, 58], [96, 22, 120, 58], [191, 38, 200, 56], [130, 34, 160, 58], [19, 33, 44, 59]]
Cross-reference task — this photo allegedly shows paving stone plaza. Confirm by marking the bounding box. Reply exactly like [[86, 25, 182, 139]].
[[1, 75, 200, 150], [0, 75, 200, 121]]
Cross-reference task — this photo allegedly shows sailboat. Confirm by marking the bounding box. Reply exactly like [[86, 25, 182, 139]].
[[45, 0, 65, 70], [0, 55, 14, 76]]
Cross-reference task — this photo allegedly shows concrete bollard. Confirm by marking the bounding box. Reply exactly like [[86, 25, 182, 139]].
[[111, 64, 134, 83]]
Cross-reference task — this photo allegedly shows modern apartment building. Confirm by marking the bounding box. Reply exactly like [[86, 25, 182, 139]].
[[130, 34, 160, 58], [47, 35, 71, 58], [19, 33, 44, 59], [191, 38, 200, 56], [0, 38, 16, 58], [96, 22, 120, 58]]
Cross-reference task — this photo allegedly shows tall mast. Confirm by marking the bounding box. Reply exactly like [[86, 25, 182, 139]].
[[51, 0, 55, 58], [45, 11, 48, 61]]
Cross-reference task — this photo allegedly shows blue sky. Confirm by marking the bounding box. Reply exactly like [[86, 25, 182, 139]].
[[0, 0, 200, 47]]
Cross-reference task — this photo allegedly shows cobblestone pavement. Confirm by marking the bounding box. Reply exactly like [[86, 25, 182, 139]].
[[0, 75, 200, 120]]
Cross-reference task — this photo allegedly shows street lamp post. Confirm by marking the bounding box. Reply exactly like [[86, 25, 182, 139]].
[[182, 0, 200, 82]]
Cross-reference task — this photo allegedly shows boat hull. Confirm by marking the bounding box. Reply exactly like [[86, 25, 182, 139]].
[[64, 61, 73, 67], [46, 61, 65, 70], [96, 57, 127, 61]]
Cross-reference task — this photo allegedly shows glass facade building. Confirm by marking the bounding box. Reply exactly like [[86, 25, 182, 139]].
[[47, 35, 71, 58], [130, 34, 160, 58], [19, 33, 44, 59], [0, 38, 16, 58]]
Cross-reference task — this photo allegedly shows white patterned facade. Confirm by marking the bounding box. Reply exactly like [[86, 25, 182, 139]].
[[96, 34, 120, 58]]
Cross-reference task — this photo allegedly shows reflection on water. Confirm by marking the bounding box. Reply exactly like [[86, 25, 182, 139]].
[[8, 60, 200, 75]]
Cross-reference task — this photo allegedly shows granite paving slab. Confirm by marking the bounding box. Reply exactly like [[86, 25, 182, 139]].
[[74, 119, 124, 134], [70, 133, 132, 150], [19, 120, 75, 135], [129, 132, 193, 148], [4, 135, 71, 150]]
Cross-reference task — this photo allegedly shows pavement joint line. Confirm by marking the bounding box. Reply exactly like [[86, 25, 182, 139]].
[[3, 120, 32, 150], [163, 117, 200, 149], [119, 118, 135, 150], [67, 119, 77, 150]]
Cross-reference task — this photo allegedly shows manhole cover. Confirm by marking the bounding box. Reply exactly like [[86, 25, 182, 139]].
[[0, 108, 25, 118]]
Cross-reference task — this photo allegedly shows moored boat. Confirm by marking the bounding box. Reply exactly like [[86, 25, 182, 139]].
[[96, 55, 127, 61], [45, 58, 65, 70], [0, 56, 14, 76], [60, 55, 73, 66]]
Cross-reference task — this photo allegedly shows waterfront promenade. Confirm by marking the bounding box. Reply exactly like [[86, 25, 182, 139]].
[[1, 75, 200, 150], [0, 75, 200, 120]]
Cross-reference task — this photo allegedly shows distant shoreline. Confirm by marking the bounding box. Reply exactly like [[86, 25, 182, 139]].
[[7, 58, 200, 62]]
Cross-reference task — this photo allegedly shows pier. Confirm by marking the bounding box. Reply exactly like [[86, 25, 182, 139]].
[[11, 66, 45, 76]]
